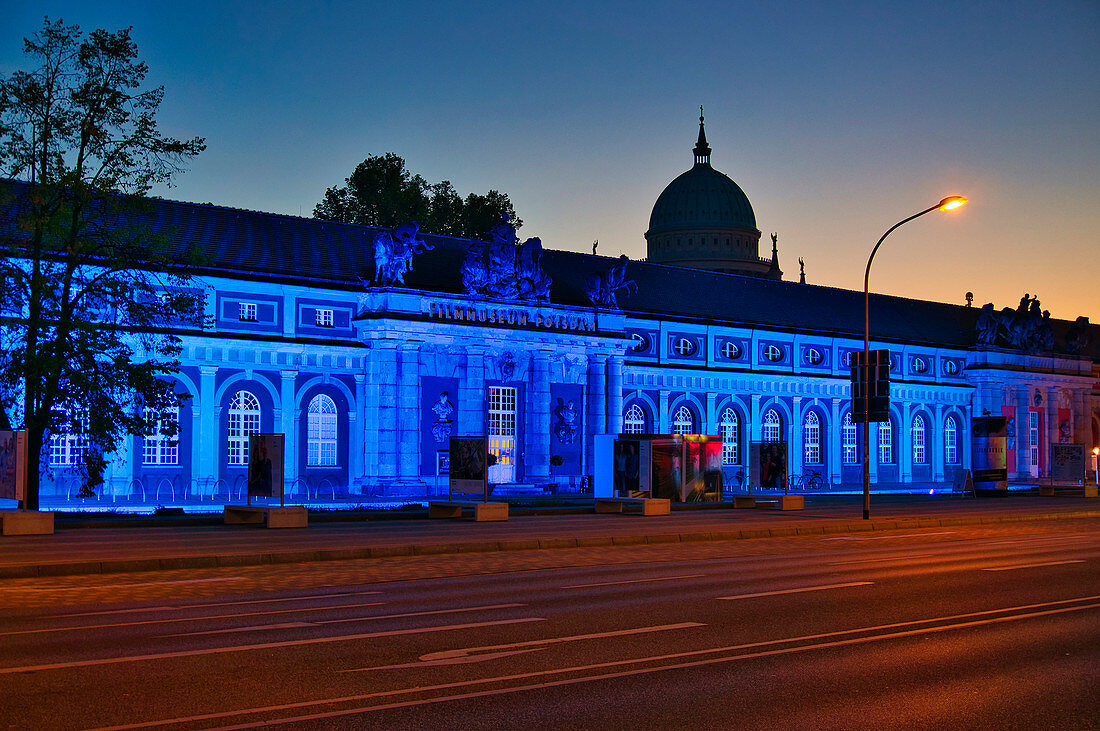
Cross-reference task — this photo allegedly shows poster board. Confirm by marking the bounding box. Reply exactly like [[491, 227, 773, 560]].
[[1050, 444, 1085, 482], [247, 433, 285, 502], [449, 436, 488, 500], [750, 441, 788, 490], [971, 417, 1008, 491], [0, 431, 27, 502]]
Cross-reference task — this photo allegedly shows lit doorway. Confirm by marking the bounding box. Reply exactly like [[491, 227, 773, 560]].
[[488, 386, 517, 484]]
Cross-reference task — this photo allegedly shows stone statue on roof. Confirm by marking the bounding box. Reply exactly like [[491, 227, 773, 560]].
[[461, 216, 552, 302], [584, 254, 636, 308], [371, 221, 434, 286]]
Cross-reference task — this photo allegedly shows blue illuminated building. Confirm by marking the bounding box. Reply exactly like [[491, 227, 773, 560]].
[[7, 119, 1099, 508]]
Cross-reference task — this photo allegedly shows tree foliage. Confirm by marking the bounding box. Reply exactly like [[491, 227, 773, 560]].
[[0, 18, 206, 508], [313, 153, 521, 239]]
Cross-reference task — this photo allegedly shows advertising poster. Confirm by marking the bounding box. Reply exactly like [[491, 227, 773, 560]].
[[758, 442, 787, 489], [449, 436, 487, 498], [613, 439, 642, 496], [1050, 444, 1085, 482], [971, 417, 1008, 491], [0, 431, 26, 502], [248, 433, 284, 499]]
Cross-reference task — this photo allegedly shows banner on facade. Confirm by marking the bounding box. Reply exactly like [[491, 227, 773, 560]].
[[1050, 444, 1085, 482], [248, 434, 284, 499], [449, 436, 488, 499], [0, 431, 27, 502], [971, 417, 1007, 491]]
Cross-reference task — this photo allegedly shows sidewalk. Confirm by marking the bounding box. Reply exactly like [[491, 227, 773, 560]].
[[1, 493, 1097, 579]]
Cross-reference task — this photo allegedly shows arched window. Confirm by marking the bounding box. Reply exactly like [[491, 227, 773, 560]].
[[624, 403, 646, 435], [48, 406, 89, 466], [143, 406, 180, 466], [720, 408, 739, 464], [913, 414, 927, 464], [672, 405, 695, 435], [878, 419, 893, 464], [944, 415, 958, 464], [227, 390, 261, 465], [803, 411, 821, 464], [307, 394, 338, 467], [842, 413, 858, 464], [763, 409, 781, 443]]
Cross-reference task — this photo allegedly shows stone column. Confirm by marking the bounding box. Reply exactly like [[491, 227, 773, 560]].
[[397, 342, 421, 489], [932, 403, 945, 482], [900, 401, 913, 483], [460, 346, 486, 437], [350, 373, 366, 493], [1046, 387, 1059, 476], [659, 390, 671, 434], [527, 350, 551, 482], [607, 355, 624, 436], [197, 365, 217, 489], [750, 394, 761, 441], [586, 354, 607, 471], [1015, 386, 1030, 479], [790, 396, 803, 479], [373, 343, 399, 483], [829, 398, 842, 485], [280, 369, 298, 491], [705, 392, 717, 434], [107, 433, 134, 499]]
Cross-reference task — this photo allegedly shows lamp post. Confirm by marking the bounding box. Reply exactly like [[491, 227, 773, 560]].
[[862, 196, 967, 520]]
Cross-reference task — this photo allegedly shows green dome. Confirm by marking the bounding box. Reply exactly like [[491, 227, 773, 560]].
[[647, 163, 757, 235]]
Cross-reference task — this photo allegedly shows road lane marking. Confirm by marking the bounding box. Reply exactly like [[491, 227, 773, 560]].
[[0, 602, 388, 637], [0, 577, 245, 591], [164, 603, 528, 637], [56, 590, 384, 617], [0, 617, 545, 675], [829, 555, 936, 565], [717, 581, 872, 600], [346, 622, 706, 670], [982, 560, 1086, 572], [561, 574, 705, 589], [823, 532, 956, 541], [95, 596, 1100, 730]]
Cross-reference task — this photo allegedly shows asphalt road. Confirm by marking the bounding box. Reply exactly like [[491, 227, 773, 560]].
[[0, 520, 1097, 730]]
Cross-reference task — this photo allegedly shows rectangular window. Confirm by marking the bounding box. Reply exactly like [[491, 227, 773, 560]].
[[842, 421, 858, 464], [48, 409, 89, 466], [143, 408, 180, 466], [1029, 411, 1039, 467], [314, 308, 334, 327], [878, 422, 893, 464], [238, 302, 258, 321]]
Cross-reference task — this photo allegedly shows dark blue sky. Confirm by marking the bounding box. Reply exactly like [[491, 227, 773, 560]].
[[3, 2, 1097, 316]]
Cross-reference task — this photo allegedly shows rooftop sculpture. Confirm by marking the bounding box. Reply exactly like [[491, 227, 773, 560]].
[[461, 216, 552, 302]]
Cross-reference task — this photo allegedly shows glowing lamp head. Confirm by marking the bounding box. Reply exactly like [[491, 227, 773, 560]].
[[1093, 447, 1099, 456], [938, 196, 968, 211]]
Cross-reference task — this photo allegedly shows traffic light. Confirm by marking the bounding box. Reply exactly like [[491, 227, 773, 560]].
[[851, 349, 891, 423]]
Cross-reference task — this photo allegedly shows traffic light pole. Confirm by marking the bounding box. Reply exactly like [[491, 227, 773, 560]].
[[863, 203, 941, 520]]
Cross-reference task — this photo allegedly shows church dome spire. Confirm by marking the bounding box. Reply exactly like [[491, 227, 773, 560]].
[[693, 105, 711, 166]]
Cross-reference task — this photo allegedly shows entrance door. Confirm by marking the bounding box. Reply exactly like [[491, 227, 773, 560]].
[[487, 386, 517, 484]]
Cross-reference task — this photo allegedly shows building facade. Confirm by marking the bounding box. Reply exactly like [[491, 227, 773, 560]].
[[6, 126, 1099, 507]]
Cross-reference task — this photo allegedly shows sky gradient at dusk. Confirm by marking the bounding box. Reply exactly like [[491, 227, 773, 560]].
[[3, 1, 1097, 319]]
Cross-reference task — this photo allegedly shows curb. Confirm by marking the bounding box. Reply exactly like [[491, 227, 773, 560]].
[[2, 509, 1098, 580]]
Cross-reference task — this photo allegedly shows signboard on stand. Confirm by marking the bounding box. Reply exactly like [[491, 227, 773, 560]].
[[248, 434, 285, 502], [971, 417, 1008, 493], [1050, 444, 1085, 482], [0, 431, 27, 502], [449, 436, 488, 500]]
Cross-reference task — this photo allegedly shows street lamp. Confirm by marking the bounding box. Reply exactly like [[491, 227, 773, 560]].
[[862, 196, 968, 520]]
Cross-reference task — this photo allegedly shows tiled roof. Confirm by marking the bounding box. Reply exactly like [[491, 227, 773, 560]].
[[3, 181, 1096, 356]]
